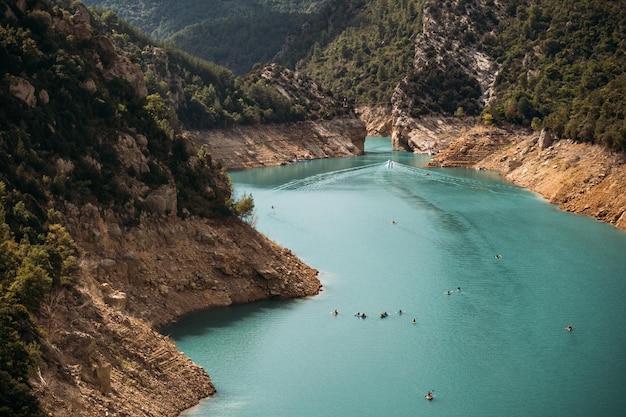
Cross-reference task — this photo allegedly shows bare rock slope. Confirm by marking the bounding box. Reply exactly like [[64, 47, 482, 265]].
[[428, 126, 626, 231], [190, 114, 366, 169], [35, 205, 322, 417]]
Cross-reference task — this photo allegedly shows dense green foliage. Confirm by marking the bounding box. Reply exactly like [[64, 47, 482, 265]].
[[300, 0, 626, 149], [400, 58, 483, 117], [84, 0, 326, 38], [169, 12, 309, 76], [299, 0, 503, 110], [298, 0, 422, 105], [83, 0, 328, 74], [90, 8, 344, 128], [82, 0, 626, 150], [0, 182, 79, 416], [483, 0, 626, 151], [1, 1, 174, 213], [1, 0, 340, 222]]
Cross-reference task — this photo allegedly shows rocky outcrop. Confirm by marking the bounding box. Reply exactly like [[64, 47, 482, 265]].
[[189, 114, 366, 169], [34, 286, 215, 417], [426, 125, 515, 167], [8, 75, 37, 107], [32, 196, 322, 416], [415, 1, 500, 107], [141, 46, 186, 109], [144, 185, 178, 216], [96, 35, 148, 98], [392, 113, 475, 153], [62, 201, 322, 328], [355, 105, 393, 137], [390, 0, 501, 153]]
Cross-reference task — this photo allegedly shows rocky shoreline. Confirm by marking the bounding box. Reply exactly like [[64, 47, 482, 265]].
[[427, 126, 626, 232], [34, 210, 324, 417], [188, 114, 366, 170], [357, 108, 626, 233]]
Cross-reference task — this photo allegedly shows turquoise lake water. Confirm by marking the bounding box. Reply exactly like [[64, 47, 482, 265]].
[[166, 137, 626, 417]]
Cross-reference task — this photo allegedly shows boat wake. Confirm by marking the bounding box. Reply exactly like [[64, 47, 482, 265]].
[[271, 163, 382, 192]]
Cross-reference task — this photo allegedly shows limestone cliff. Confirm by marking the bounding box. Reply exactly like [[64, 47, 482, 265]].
[[354, 106, 393, 137], [31, 200, 322, 417], [189, 114, 366, 170], [390, 0, 501, 153], [30, 130, 325, 416]]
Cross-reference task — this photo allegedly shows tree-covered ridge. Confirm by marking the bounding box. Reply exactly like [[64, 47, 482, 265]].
[[83, 0, 329, 74], [0, 0, 343, 223], [392, 0, 501, 119], [484, 0, 626, 151], [81, 0, 626, 150], [299, 0, 626, 150], [83, 0, 327, 38], [298, 0, 423, 105], [91, 7, 347, 127], [168, 11, 310, 75]]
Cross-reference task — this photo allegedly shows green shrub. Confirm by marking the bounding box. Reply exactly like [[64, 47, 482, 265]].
[[231, 192, 255, 221]]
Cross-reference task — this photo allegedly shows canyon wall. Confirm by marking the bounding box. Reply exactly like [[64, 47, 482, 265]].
[[189, 114, 366, 170]]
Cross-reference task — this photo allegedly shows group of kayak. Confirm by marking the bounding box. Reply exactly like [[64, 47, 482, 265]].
[[332, 309, 421, 324]]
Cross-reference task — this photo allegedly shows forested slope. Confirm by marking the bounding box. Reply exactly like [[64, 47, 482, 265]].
[[83, 0, 329, 74], [299, 0, 626, 151], [91, 0, 626, 150], [483, 0, 626, 151], [0, 1, 333, 414]]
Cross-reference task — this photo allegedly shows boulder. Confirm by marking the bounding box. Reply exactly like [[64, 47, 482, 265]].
[[538, 128, 556, 150], [60, 331, 96, 361], [145, 185, 177, 216], [93, 361, 112, 394], [9, 76, 36, 107], [103, 291, 127, 311]]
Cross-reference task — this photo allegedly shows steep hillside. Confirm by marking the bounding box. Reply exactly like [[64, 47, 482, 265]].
[[82, 0, 626, 151], [0, 1, 358, 415], [388, 0, 502, 153], [483, 0, 626, 151], [83, 0, 329, 74], [298, 0, 626, 153]]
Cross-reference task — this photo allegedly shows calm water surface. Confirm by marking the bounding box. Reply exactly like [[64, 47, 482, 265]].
[[166, 138, 626, 417]]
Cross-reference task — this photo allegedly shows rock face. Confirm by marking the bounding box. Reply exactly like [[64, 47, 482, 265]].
[[355, 105, 393, 137], [8, 75, 37, 107], [427, 125, 514, 167], [392, 113, 475, 154], [35, 286, 215, 417], [33, 200, 322, 417], [144, 185, 178, 216], [189, 114, 366, 169], [63, 207, 322, 329], [390, 0, 501, 153]]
